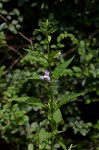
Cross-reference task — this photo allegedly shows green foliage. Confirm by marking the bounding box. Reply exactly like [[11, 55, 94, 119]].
[[39, 129, 52, 144], [0, 31, 6, 47], [11, 96, 45, 108], [57, 31, 78, 46], [0, 0, 23, 34], [0, 103, 29, 141], [67, 117, 92, 136], [21, 49, 48, 67], [52, 56, 75, 81], [58, 140, 67, 150], [57, 92, 85, 108], [28, 143, 34, 150], [53, 108, 63, 125]]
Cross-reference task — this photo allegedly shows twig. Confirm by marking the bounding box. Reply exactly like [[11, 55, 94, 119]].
[[0, 14, 32, 44], [0, 13, 33, 61], [4, 56, 22, 75], [63, 46, 77, 57], [18, 32, 31, 43], [6, 45, 22, 57], [88, 30, 99, 39], [0, 56, 6, 64], [0, 14, 7, 22]]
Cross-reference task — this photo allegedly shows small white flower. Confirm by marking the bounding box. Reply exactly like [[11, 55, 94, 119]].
[[58, 52, 61, 56]]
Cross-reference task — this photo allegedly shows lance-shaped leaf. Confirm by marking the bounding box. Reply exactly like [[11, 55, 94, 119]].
[[48, 35, 51, 43], [28, 74, 41, 80], [53, 108, 63, 124], [57, 140, 67, 150], [57, 92, 85, 108], [24, 48, 48, 60], [39, 129, 52, 143], [49, 50, 61, 59], [52, 56, 74, 80], [11, 97, 45, 108]]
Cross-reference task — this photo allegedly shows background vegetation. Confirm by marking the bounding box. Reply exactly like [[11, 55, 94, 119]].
[[0, 0, 99, 149]]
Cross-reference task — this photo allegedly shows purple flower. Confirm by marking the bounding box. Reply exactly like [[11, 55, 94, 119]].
[[40, 70, 50, 82]]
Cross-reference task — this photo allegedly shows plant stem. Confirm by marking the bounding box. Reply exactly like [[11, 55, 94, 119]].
[[47, 36, 54, 150], [50, 84, 54, 150]]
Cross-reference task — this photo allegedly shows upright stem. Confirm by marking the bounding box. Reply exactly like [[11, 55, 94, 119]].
[[47, 36, 54, 150], [50, 84, 54, 150]]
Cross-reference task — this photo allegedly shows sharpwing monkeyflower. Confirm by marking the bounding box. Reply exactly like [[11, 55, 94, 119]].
[[40, 70, 50, 82]]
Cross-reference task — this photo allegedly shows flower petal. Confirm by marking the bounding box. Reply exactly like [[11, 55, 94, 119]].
[[45, 70, 49, 76], [40, 76, 44, 79], [47, 77, 50, 82]]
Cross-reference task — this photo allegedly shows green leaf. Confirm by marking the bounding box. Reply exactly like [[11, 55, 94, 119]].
[[68, 144, 77, 149], [31, 122, 38, 132], [49, 50, 61, 59], [13, 8, 20, 16], [49, 28, 58, 34], [35, 28, 46, 35], [53, 130, 63, 135], [51, 44, 57, 49], [12, 20, 18, 25], [1, 10, 8, 15], [11, 97, 44, 108], [28, 144, 34, 150], [24, 48, 48, 60], [53, 108, 63, 124], [24, 97, 44, 107], [0, 23, 7, 31], [58, 140, 67, 150], [45, 19, 49, 27], [48, 35, 51, 43], [57, 43, 65, 48], [52, 56, 75, 80], [8, 24, 17, 34], [58, 92, 85, 108], [39, 129, 52, 143], [28, 74, 41, 80], [0, 3, 3, 8], [72, 66, 82, 72]]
